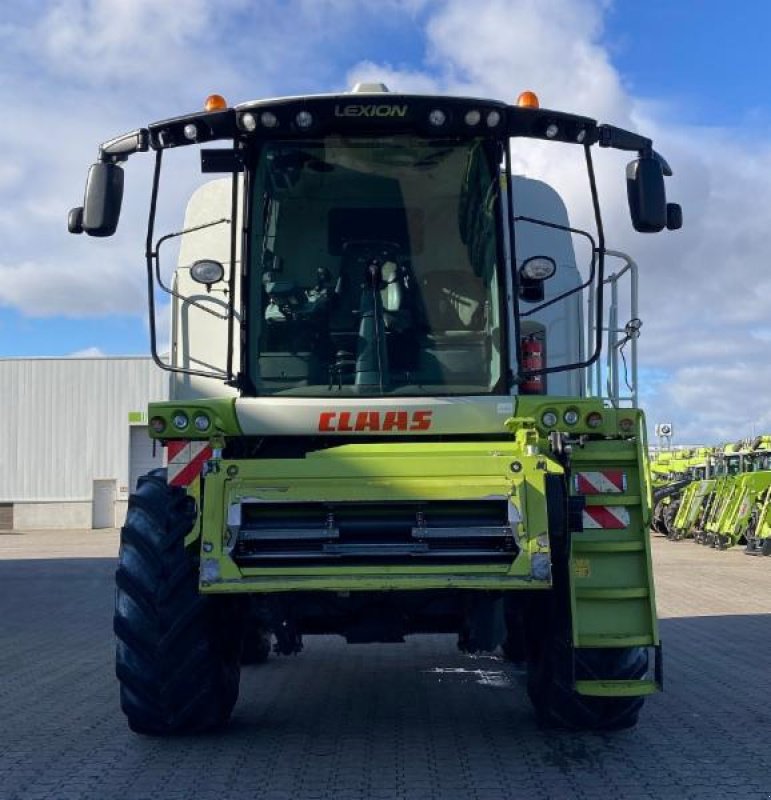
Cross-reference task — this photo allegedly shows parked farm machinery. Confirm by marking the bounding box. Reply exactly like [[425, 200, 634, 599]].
[[652, 437, 771, 554]]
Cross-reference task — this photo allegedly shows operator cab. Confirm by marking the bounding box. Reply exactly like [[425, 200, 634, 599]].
[[249, 135, 503, 396], [70, 83, 681, 413]]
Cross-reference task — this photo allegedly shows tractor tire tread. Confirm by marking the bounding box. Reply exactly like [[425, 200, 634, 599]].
[[113, 469, 241, 735]]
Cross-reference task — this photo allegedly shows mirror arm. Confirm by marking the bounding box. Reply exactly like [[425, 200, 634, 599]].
[[652, 150, 673, 177], [599, 124, 674, 177], [98, 128, 150, 164], [598, 124, 651, 153]]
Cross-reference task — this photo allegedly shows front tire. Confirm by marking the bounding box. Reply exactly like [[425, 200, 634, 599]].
[[114, 470, 243, 735], [526, 638, 647, 730], [524, 471, 648, 731]]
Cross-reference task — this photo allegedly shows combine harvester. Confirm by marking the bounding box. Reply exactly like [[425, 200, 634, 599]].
[[697, 438, 771, 549], [669, 451, 714, 540], [669, 437, 771, 551], [746, 485, 771, 555], [70, 83, 681, 733], [692, 443, 744, 545], [650, 448, 709, 537], [711, 436, 771, 551]]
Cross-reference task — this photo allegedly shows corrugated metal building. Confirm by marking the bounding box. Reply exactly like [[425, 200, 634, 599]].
[[0, 357, 168, 530]]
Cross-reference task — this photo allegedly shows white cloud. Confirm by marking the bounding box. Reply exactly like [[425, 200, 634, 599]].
[[660, 364, 771, 444], [30, 0, 240, 89], [68, 346, 106, 357], [0, 257, 145, 317], [349, 0, 629, 120]]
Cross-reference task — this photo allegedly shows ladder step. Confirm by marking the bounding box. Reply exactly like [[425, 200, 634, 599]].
[[572, 541, 645, 553], [583, 496, 641, 506], [575, 679, 659, 697], [575, 587, 649, 600], [577, 634, 655, 647], [571, 454, 638, 465]]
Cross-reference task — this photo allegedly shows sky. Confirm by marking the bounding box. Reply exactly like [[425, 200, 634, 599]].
[[1, 0, 770, 445]]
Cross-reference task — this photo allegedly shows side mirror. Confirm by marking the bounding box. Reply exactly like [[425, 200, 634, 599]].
[[666, 203, 682, 231], [81, 162, 124, 237], [67, 206, 84, 234], [518, 256, 556, 304], [626, 156, 666, 233]]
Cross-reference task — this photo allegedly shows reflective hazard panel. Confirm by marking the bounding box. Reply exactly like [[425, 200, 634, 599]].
[[574, 471, 627, 495], [167, 440, 212, 487], [582, 506, 631, 529]]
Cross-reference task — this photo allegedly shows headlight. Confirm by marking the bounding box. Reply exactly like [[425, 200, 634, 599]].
[[464, 109, 481, 126], [586, 411, 603, 429], [172, 412, 189, 430], [486, 110, 501, 127], [563, 409, 580, 425], [190, 259, 225, 285], [241, 112, 257, 131], [428, 109, 446, 126], [149, 416, 166, 434], [183, 123, 198, 141], [541, 411, 558, 427], [520, 256, 557, 281], [260, 111, 278, 128], [295, 111, 313, 128], [193, 413, 211, 432], [201, 558, 220, 582]]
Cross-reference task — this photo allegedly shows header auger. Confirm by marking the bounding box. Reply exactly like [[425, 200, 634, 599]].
[[71, 84, 680, 734]]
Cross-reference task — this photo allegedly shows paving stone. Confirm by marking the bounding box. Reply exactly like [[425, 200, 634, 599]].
[[0, 534, 769, 800]]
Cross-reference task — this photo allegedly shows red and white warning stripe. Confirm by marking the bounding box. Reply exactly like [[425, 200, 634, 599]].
[[167, 440, 212, 487], [582, 506, 630, 529], [574, 470, 627, 495]]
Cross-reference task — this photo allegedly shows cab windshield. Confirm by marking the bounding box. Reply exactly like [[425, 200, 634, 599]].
[[246, 135, 505, 396]]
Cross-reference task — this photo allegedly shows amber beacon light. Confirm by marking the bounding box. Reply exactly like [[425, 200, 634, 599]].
[[204, 94, 228, 112], [516, 90, 540, 108]]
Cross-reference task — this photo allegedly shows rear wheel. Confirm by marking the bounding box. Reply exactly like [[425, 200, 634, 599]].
[[114, 469, 244, 735]]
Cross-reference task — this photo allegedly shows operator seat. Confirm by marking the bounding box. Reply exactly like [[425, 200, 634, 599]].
[[329, 242, 415, 382], [419, 269, 485, 333], [416, 269, 489, 385]]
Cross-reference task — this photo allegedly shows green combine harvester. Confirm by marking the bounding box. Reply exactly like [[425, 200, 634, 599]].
[[692, 443, 744, 545], [704, 437, 771, 549], [663, 437, 771, 552], [746, 485, 771, 555], [650, 447, 709, 537], [70, 84, 681, 734], [700, 442, 748, 547], [670, 461, 714, 541]]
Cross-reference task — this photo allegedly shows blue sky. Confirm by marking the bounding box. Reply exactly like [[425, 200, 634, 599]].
[[2, 0, 771, 442], [605, 2, 771, 125]]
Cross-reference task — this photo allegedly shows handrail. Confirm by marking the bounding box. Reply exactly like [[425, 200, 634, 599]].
[[587, 249, 639, 407]]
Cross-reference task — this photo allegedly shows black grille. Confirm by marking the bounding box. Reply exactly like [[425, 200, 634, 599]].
[[231, 499, 517, 567]]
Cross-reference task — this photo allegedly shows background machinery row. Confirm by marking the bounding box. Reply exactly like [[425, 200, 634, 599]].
[[650, 437, 771, 555]]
